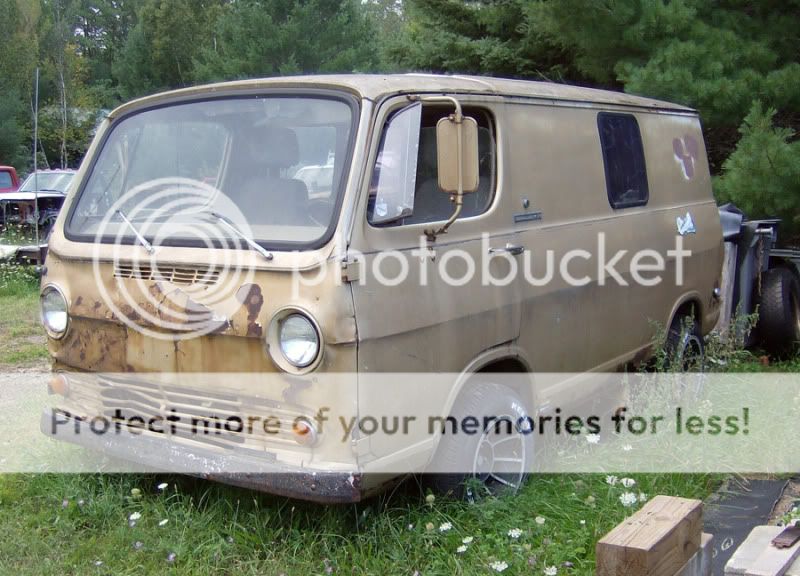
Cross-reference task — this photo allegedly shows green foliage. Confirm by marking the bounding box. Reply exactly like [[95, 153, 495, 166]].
[[528, 1, 800, 128], [715, 102, 800, 240], [0, 86, 29, 168], [1, 0, 797, 239], [194, 0, 378, 82], [386, 0, 575, 81], [113, 0, 220, 98], [0, 0, 40, 168], [0, 472, 722, 574], [390, 0, 799, 239]]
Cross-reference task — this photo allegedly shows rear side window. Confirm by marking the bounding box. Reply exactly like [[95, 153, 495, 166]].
[[0, 172, 12, 188], [597, 112, 649, 209]]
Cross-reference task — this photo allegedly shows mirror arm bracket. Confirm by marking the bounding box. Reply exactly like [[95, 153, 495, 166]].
[[425, 196, 463, 243]]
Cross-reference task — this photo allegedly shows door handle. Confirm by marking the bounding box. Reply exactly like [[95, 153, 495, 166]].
[[488, 243, 525, 256]]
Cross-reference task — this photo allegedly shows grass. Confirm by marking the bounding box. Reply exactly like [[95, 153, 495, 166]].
[[0, 267, 796, 574], [0, 265, 47, 366], [0, 473, 721, 575]]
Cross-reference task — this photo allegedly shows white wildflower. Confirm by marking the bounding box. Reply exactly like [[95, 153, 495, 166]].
[[462, 536, 474, 544], [439, 522, 452, 532], [544, 566, 558, 576], [128, 512, 142, 521], [586, 433, 600, 444], [157, 482, 168, 491], [619, 492, 638, 507], [638, 492, 649, 503], [159, 519, 168, 526], [622, 444, 633, 452], [621, 478, 636, 488], [490, 560, 509, 573], [605, 475, 618, 486], [535, 516, 546, 525], [456, 545, 467, 554], [508, 528, 523, 539], [579, 520, 586, 525]]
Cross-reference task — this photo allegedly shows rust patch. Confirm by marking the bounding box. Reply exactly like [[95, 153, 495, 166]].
[[236, 284, 264, 338], [56, 317, 128, 371], [70, 295, 112, 322]]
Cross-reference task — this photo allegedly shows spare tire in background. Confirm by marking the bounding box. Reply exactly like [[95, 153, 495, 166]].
[[756, 267, 800, 356]]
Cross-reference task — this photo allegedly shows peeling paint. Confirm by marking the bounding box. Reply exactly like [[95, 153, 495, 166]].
[[236, 284, 264, 338]]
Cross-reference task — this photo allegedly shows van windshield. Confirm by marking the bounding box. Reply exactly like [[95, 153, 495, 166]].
[[67, 95, 355, 249]]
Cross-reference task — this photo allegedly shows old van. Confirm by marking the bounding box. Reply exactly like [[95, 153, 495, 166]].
[[39, 75, 723, 501]]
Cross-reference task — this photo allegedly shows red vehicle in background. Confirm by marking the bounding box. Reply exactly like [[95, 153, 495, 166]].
[[0, 166, 20, 193]]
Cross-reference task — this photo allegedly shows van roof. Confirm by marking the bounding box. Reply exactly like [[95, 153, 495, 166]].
[[109, 73, 696, 118]]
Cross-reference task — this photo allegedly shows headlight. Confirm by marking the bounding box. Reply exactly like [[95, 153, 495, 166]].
[[41, 285, 69, 339], [278, 313, 320, 368]]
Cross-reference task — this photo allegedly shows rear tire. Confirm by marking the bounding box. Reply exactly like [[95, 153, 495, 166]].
[[757, 267, 800, 357], [665, 312, 705, 372], [426, 382, 533, 500]]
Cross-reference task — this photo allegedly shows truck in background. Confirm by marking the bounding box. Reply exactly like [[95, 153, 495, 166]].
[[717, 204, 800, 356], [0, 166, 19, 193]]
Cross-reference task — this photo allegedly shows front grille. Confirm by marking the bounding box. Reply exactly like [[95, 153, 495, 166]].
[[88, 375, 312, 451], [114, 263, 220, 286]]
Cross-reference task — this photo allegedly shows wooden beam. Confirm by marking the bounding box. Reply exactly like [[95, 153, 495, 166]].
[[596, 495, 703, 576]]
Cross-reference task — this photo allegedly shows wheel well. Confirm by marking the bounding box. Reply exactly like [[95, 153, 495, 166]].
[[671, 298, 701, 329], [477, 358, 528, 373], [473, 357, 533, 412]]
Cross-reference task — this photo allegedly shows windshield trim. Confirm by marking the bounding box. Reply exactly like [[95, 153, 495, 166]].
[[63, 88, 360, 252]]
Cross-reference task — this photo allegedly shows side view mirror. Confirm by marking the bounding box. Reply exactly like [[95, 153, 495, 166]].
[[422, 98, 480, 240], [436, 115, 479, 194]]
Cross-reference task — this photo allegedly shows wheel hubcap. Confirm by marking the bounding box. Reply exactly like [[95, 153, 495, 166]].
[[471, 414, 527, 492]]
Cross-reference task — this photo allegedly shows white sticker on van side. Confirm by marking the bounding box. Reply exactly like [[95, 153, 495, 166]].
[[677, 211, 697, 236], [673, 135, 699, 180]]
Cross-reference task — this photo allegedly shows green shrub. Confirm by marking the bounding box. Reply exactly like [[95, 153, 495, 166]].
[[715, 102, 800, 243]]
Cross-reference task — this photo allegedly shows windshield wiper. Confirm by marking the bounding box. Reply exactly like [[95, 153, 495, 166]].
[[116, 209, 155, 254], [211, 212, 274, 261]]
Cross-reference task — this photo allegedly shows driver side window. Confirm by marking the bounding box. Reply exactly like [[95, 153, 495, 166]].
[[367, 105, 496, 227]]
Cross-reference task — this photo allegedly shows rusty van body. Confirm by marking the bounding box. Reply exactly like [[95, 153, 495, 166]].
[[39, 75, 723, 502]]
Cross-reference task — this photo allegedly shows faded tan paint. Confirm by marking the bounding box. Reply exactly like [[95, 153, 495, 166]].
[[42, 74, 722, 501]]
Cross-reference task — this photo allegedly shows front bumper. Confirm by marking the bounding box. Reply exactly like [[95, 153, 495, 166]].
[[40, 408, 364, 503]]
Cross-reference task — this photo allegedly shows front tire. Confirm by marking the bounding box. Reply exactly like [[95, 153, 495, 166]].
[[427, 382, 533, 499]]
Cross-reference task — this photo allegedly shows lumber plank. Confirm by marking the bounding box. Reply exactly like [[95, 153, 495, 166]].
[[596, 495, 702, 576]]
